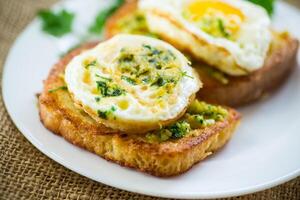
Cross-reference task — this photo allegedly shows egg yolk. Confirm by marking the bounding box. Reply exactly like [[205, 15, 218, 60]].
[[187, 0, 244, 20], [118, 99, 129, 110], [185, 0, 244, 39]]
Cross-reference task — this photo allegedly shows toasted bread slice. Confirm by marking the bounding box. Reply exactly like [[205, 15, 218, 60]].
[[104, 1, 299, 107], [38, 43, 241, 177], [105, 0, 141, 38]]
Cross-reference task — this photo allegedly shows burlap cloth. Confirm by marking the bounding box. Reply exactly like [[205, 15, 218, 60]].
[[0, 0, 299, 199]]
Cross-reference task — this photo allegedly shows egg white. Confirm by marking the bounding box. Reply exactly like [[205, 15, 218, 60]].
[[139, 0, 272, 75], [65, 34, 201, 134]]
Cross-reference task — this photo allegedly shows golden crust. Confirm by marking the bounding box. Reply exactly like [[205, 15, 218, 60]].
[[104, 1, 299, 107], [38, 43, 241, 177]]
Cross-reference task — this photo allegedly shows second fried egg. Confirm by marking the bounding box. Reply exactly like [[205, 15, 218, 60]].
[[139, 0, 272, 75]]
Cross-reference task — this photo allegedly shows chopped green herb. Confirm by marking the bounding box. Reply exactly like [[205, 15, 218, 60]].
[[144, 45, 161, 56], [97, 106, 117, 119], [146, 129, 172, 143], [38, 9, 75, 37], [121, 75, 137, 85], [95, 74, 112, 82], [142, 77, 151, 84], [186, 114, 217, 129], [247, 0, 274, 15], [85, 60, 97, 68], [111, 106, 117, 112], [95, 97, 101, 102], [168, 121, 191, 139], [96, 81, 109, 96], [97, 110, 108, 119], [118, 54, 134, 64], [96, 81, 125, 97], [145, 121, 190, 142], [187, 100, 228, 121], [158, 129, 173, 141], [89, 0, 125, 34], [142, 44, 152, 50], [48, 86, 68, 93], [155, 64, 162, 70], [181, 71, 194, 79], [150, 74, 179, 87], [137, 69, 150, 77], [194, 115, 205, 125], [112, 88, 124, 96], [217, 18, 230, 38], [151, 76, 166, 87]]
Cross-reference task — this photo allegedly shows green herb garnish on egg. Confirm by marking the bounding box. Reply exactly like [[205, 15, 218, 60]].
[[121, 75, 137, 85], [97, 106, 117, 119]]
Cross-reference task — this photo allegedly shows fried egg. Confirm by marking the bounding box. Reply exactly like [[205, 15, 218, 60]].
[[139, 0, 272, 75], [65, 34, 201, 134]]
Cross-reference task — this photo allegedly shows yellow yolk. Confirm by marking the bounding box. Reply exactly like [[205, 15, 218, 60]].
[[82, 70, 91, 84], [118, 100, 129, 110], [91, 87, 98, 95], [186, 0, 245, 37], [187, 0, 244, 20]]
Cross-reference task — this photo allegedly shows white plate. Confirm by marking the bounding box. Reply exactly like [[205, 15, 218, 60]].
[[2, 0, 300, 199]]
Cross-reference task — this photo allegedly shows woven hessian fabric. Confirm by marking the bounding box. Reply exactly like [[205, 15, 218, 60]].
[[0, 0, 299, 199]]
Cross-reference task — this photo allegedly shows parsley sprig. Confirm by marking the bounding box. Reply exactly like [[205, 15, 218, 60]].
[[38, 9, 75, 37], [38, 0, 124, 37]]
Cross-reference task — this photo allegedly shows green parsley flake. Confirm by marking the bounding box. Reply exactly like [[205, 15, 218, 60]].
[[146, 121, 191, 143], [121, 75, 137, 85], [187, 100, 228, 122], [95, 74, 112, 82], [150, 76, 166, 87], [48, 86, 68, 93], [181, 71, 194, 79], [97, 106, 117, 119], [85, 60, 97, 69], [168, 121, 191, 139], [217, 18, 230, 38], [96, 81, 125, 97], [95, 97, 101, 102]]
